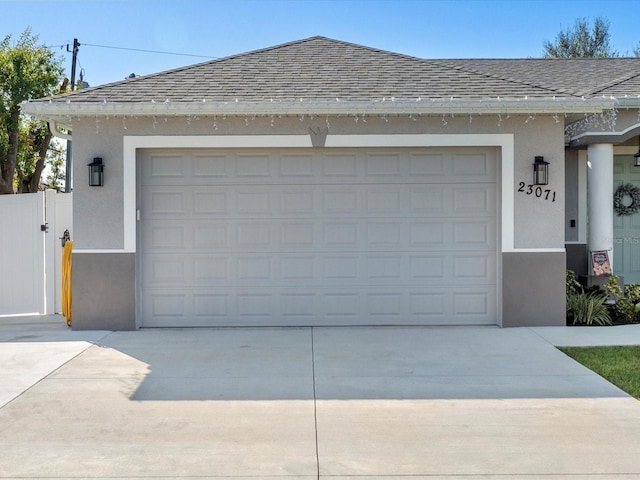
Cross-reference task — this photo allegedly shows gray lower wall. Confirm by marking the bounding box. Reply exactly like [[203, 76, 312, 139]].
[[502, 251, 566, 327], [72, 253, 136, 330], [72, 251, 568, 329]]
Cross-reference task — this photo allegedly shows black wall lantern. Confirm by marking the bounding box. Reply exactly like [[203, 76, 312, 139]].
[[88, 157, 104, 186], [533, 156, 549, 185]]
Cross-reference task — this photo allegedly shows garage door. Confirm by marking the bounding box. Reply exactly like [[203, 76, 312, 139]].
[[139, 148, 497, 327]]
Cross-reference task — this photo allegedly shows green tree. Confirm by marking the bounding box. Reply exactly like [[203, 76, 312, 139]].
[[543, 17, 618, 58], [15, 117, 52, 192], [0, 29, 63, 194], [43, 138, 66, 191]]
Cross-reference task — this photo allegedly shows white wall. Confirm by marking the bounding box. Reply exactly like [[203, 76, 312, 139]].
[[0, 191, 72, 316]]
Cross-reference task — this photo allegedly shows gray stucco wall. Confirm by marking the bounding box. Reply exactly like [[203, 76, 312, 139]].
[[72, 253, 136, 330], [71, 114, 566, 250], [502, 251, 566, 327], [69, 113, 567, 328]]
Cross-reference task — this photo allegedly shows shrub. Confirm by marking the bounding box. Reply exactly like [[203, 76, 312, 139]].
[[566, 270, 612, 326], [604, 275, 640, 324]]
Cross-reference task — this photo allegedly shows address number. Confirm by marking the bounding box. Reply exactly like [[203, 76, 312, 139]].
[[517, 182, 556, 202]]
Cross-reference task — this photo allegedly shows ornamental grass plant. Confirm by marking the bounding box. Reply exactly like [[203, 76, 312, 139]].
[[566, 270, 612, 326]]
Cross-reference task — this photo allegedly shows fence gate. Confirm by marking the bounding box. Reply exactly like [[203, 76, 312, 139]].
[[0, 191, 72, 316]]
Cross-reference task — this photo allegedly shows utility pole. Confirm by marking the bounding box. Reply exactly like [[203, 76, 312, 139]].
[[64, 39, 79, 193], [69, 39, 79, 91]]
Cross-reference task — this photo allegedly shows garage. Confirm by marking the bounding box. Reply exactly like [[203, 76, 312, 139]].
[[138, 147, 497, 327]]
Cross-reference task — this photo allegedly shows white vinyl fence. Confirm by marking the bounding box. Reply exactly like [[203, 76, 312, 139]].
[[0, 190, 72, 316]]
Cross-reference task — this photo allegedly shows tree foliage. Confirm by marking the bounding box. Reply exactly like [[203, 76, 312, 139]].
[[43, 138, 66, 191], [0, 29, 63, 193], [15, 117, 52, 192], [543, 17, 619, 58]]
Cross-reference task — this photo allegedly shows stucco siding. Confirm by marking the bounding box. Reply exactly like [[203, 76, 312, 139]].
[[72, 122, 126, 249], [72, 252, 136, 330], [502, 251, 566, 327], [69, 113, 567, 328], [72, 114, 565, 251]]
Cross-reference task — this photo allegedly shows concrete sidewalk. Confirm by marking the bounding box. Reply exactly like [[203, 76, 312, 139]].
[[1, 316, 640, 479]]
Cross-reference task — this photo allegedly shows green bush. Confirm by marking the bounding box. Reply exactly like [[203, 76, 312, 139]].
[[566, 290, 612, 325], [566, 270, 612, 326], [604, 275, 640, 324]]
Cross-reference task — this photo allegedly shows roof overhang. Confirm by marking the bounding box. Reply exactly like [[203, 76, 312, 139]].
[[21, 97, 617, 121], [566, 97, 640, 147]]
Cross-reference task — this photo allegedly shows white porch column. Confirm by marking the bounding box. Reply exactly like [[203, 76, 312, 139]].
[[587, 143, 614, 268]]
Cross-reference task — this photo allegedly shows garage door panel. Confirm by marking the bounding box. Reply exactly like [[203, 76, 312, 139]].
[[194, 256, 229, 281], [143, 184, 495, 219], [147, 224, 185, 249], [236, 222, 272, 247], [193, 224, 228, 248], [453, 187, 496, 214], [192, 154, 229, 177], [282, 190, 314, 214], [236, 154, 272, 177], [139, 148, 498, 327], [142, 252, 495, 288], [282, 222, 315, 247], [193, 191, 227, 214], [146, 155, 187, 178], [236, 190, 272, 213], [150, 191, 186, 214], [365, 153, 402, 176], [143, 150, 495, 186], [281, 256, 317, 280], [453, 221, 496, 248], [453, 152, 495, 177], [409, 153, 446, 176], [142, 286, 497, 327], [322, 154, 359, 176], [279, 154, 315, 177]]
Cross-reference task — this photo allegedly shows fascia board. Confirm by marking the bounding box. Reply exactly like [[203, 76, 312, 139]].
[[21, 97, 616, 119]]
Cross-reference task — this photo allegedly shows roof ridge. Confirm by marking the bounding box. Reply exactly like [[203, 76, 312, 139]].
[[429, 59, 581, 98], [52, 36, 334, 99], [588, 70, 640, 96]]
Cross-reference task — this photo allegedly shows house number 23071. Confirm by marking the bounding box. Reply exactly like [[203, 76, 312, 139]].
[[517, 182, 556, 202]]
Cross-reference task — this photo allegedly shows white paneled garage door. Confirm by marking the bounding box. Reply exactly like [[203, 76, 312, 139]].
[[139, 148, 497, 327]]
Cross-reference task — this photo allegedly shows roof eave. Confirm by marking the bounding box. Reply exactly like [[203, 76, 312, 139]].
[[21, 97, 617, 120]]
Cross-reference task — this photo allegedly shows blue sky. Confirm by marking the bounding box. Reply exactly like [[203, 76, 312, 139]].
[[2, 0, 639, 87]]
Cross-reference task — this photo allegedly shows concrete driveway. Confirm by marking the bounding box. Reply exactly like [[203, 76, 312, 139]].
[[2, 316, 640, 479]]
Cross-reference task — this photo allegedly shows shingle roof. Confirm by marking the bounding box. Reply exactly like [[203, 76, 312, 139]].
[[434, 58, 640, 98], [42, 36, 640, 104]]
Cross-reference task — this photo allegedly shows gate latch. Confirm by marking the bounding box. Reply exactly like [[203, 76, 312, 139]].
[[60, 229, 71, 247]]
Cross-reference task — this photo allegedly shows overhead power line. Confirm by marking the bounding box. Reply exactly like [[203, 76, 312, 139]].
[[82, 42, 217, 59]]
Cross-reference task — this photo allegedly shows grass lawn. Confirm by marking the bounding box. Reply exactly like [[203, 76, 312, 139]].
[[560, 346, 640, 400]]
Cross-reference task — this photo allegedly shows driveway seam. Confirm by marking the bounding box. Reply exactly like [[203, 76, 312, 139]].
[[311, 326, 320, 480]]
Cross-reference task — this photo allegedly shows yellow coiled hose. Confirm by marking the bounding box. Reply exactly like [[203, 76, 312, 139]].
[[62, 240, 73, 326]]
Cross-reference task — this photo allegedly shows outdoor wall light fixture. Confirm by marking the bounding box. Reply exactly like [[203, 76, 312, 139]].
[[533, 156, 549, 185], [634, 137, 640, 167], [88, 157, 104, 186]]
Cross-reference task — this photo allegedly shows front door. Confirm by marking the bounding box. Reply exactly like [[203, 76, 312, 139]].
[[613, 155, 640, 283]]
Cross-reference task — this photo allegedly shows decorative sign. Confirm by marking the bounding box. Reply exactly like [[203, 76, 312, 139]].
[[517, 182, 556, 202], [591, 250, 612, 276]]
